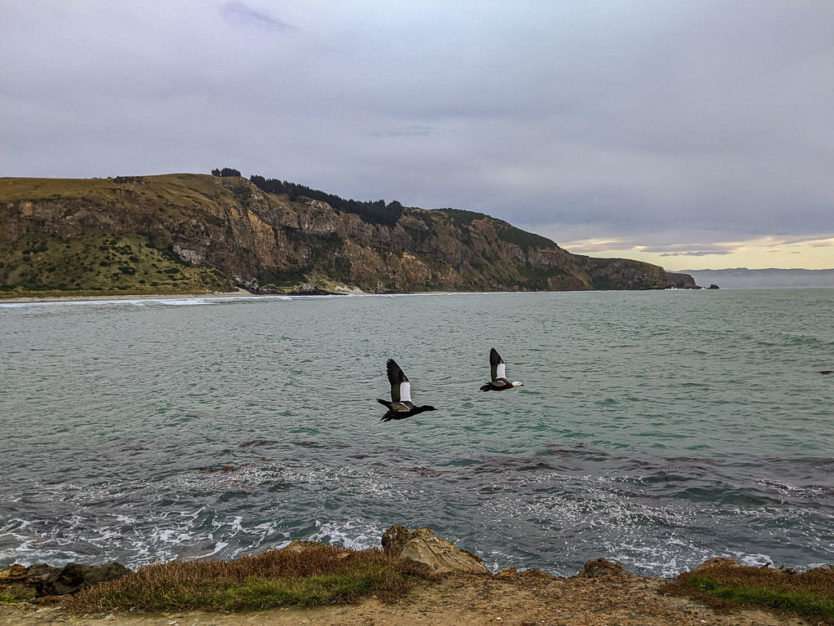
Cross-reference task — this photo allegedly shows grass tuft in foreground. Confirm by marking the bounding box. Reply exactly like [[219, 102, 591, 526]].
[[660, 562, 834, 623], [65, 545, 439, 614]]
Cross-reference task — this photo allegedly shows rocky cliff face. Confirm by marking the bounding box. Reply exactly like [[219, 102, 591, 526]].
[[0, 174, 695, 294]]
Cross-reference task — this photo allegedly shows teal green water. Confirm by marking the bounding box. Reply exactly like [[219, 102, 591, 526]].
[[1, 290, 832, 576]]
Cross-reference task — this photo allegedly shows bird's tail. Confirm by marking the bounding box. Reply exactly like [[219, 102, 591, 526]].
[[480, 383, 492, 392], [378, 399, 394, 422]]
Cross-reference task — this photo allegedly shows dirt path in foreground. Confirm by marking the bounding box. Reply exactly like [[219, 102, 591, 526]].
[[0, 572, 807, 626]]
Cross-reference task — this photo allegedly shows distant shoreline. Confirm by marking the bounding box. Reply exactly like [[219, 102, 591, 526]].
[[3, 285, 832, 305], [0, 288, 704, 305], [682, 268, 834, 290]]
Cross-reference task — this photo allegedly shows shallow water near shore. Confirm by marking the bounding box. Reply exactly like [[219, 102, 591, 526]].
[[2, 289, 833, 577]]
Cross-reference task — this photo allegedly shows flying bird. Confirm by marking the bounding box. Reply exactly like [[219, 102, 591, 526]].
[[480, 348, 523, 391], [377, 359, 437, 421]]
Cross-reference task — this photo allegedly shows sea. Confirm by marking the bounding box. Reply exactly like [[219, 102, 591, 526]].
[[1, 289, 833, 578]]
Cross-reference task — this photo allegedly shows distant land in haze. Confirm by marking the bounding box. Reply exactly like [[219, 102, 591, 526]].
[[682, 268, 834, 290], [0, 172, 696, 297]]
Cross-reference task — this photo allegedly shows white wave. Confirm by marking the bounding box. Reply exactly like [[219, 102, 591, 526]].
[[191, 541, 229, 560], [308, 519, 383, 550], [0, 290, 504, 311], [730, 551, 775, 568], [756, 478, 824, 498], [604, 536, 715, 578], [0, 294, 289, 309]]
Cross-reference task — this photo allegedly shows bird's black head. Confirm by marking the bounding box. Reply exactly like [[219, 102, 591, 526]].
[[416, 405, 437, 413]]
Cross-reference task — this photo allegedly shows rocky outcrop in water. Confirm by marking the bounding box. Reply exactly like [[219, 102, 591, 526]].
[[382, 525, 490, 574]]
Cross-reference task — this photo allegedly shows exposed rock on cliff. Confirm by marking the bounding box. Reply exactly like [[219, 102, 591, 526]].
[[0, 174, 696, 295]]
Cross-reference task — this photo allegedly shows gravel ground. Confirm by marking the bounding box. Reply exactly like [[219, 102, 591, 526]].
[[0, 570, 810, 626]]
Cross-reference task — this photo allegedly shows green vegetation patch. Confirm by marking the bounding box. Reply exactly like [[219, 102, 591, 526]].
[[435, 209, 556, 254], [0, 233, 233, 297], [660, 563, 834, 623], [497, 225, 555, 252], [0, 176, 117, 203], [306, 232, 346, 265], [0, 592, 21, 604], [255, 232, 349, 290], [513, 265, 557, 290], [65, 545, 438, 614], [435, 208, 488, 228]]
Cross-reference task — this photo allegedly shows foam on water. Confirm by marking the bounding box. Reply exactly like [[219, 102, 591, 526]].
[[0, 295, 291, 310], [0, 289, 517, 311], [309, 520, 384, 551]]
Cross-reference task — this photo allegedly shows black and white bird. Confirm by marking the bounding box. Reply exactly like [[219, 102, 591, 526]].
[[377, 359, 437, 421], [480, 348, 523, 391]]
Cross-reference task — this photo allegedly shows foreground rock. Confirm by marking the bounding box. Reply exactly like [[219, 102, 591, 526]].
[[692, 557, 745, 571], [0, 562, 129, 599], [382, 525, 490, 574], [575, 557, 639, 579]]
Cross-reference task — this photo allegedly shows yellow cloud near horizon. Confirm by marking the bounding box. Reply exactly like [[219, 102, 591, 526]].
[[558, 235, 834, 271]]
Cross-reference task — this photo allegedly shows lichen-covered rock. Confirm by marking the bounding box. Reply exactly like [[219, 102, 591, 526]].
[[0, 562, 129, 598], [42, 563, 130, 596], [23, 563, 60, 595], [809, 564, 834, 572], [0, 564, 37, 601], [693, 557, 744, 572], [518, 567, 555, 580], [281, 540, 325, 554], [381, 525, 489, 574], [0, 564, 28, 581], [576, 558, 636, 579]]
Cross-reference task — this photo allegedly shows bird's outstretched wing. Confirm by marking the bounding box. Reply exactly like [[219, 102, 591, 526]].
[[489, 348, 506, 381], [386, 359, 411, 403]]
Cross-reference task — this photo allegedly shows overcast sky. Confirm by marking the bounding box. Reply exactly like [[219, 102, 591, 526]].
[[2, 1, 833, 269]]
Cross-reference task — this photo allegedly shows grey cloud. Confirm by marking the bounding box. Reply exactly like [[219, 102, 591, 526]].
[[1, 0, 833, 267], [374, 125, 448, 138], [219, 1, 295, 32]]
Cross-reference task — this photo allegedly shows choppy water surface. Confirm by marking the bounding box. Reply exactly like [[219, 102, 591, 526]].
[[2, 290, 833, 577]]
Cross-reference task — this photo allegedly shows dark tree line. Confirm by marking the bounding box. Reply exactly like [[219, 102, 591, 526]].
[[211, 168, 241, 177], [249, 174, 402, 226]]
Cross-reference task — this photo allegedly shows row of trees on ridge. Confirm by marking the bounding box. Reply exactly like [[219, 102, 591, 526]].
[[211, 168, 403, 226]]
